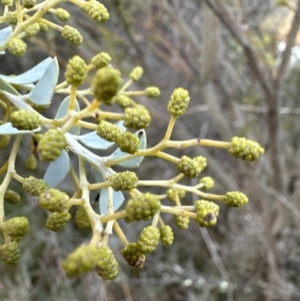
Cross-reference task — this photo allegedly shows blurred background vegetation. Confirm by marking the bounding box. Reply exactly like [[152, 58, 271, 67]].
[[1, 0, 300, 300]]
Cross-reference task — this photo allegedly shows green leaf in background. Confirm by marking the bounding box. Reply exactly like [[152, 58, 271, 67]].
[[0, 26, 12, 47], [55, 96, 81, 134], [0, 57, 52, 85], [0, 78, 20, 95], [0, 122, 41, 134], [43, 150, 70, 188], [26, 58, 59, 106], [106, 129, 147, 168]]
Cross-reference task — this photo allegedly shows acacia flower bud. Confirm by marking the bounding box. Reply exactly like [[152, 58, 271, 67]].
[[6, 11, 18, 25], [25, 155, 37, 170], [160, 225, 174, 246], [2, 217, 29, 241], [0, 242, 20, 265], [46, 211, 71, 232], [136, 225, 160, 254], [7, 37, 27, 56], [97, 120, 124, 142], [10, 110, 40, 130], [108, 171, 138, 191], [199, 177, 214, 190], [116, 132, 140, 154], [224, 191, 248, 207], [25, 23, 40, 38], [81, 0, 109, 23], [55, 8, 71, 21], [177, 156, 206, 178], [129, 66, 143, 81], [96, 246, 118, 280], [0, 134, 10, 149], [75, 207, 90, 228], [144, 86, 160, 98], [23, 176, 49, 196], [114, 95, 132, 108], [166, 188, 186, 202], [174, 215, 189, 229], [38, 189, 69, 212], [65, 55, 88, 86], [124, 105, 151, 129], [4, 189, 20, 204], [61, 25, 83, 46], [195, 200, 219, 227], [2, 0, 13, 6], [91, 52, 111, 69], [167, 87, 190, 117], [22, 0, 36, 8], [121, 242, 146, 268]]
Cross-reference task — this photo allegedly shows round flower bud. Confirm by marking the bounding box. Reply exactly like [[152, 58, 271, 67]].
[[22, 0, 36, 8], [229, 137, 264, 161], [124, 105, 151, 129], [129, 66, 143, 81], [0, 134, 10, 149], [199, 177, 214, 191], [96, 246, 118, 280], [136, 225, 160, 254], [174, 215, 189, 230], [167, 87, 190, 117], [65, 55, 88, 86], [166, 188, 186, 202], [25, 23, 40, 38], [0, 242, 20, 265], [224, 191, 248, 207], [2, 0, 13, 6], [25, 155, 37, 170], [62, 244, 99, 277], [37, 129, 67, 162], [75, 206, 90, 228], [91, 67, 122, 105], [177, 156, 206, 178], [38, 189, 69, 212], [2, 217, 29, 241], [108, 171, 138, 191], [114, 95, 132, 108], [160, 225, 174, 246], [81, 1, 109, 23], [10, 110, 40, 130], [97, 120, 124, 142], [4, 189, 20, 205], [144, 87, 160, 98], [91, 52, 111, 69], [22, 176, 49, 196], [121, 242, 146, 268], [125, 192, 161, 222], [116, 132, 140, 154], [46, 211, 71, 232], [6, 11, 18, 25], [195, 200, 219, 227], [7, 37, 27, 56], [39, 23, 48, 33], [61, 25, 83, 46], [55, 8, 70, 21]]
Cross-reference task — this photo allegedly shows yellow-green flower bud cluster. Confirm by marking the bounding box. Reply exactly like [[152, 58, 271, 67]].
[[22, 0, 36, 8], [108, 171, 138, 191], [1, 217, 29, 241], [195, 200, 219, 227], [75, 207, 90, 228], [224, 191, 248, 207], [25, 23, 40, 38], [4, 189, 20, 204], [166, 188, 186, 202], [55, 8, 70, 21], [37, 129, 67, 162], [10, 110, 40, 130], [91, 67, 122, 105], [229, 137, 264, 161], [177, 156, 207, 178], [22, 176, 49, 196], [97, 120, 124, 143], [62, 244, 99, 277], [116, 132, 140, 154], [121, 242, 146, 268], [96, 246, 118, 280], [61, 25, 83, 46], [130, 66, 143, 81], [81, 0, 109, 23], [199, 177, 214, 190], [46, 211, 71, 232], [0, 133, 10, 149], [125, 192, 161, 222], [65, 55, 88, 86], [38, 189, 69, 212], [114, 95, 132, 108], [2, 0, 13, 6], [6, 11, 18, 25], [136, 225, 160, 254], [174, 215, 189, 229], [25, 155, 37, 170], [91, 52, 111, 69], [0, 242, 20, 265], [144, 87, 160, 98], [160, 225, 174, 246], [124, 105, 151, 129], [7, 38, 27, 56], [167, 88, 190, 117]]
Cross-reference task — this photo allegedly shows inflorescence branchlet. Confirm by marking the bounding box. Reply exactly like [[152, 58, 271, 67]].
[[0, 0, 265, 280]]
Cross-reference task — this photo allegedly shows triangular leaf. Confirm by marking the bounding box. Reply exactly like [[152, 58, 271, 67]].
[[0, 78, 20, 95], [0, 27, 12, 47], [27, 58, 59, 106], [99, 187, 125, 215], [0, 122, 41, 134], [43, 150, 70, 188], [107, 130, 147, 168], [0, 57, 52, 85], [76, 131, 114, 149], [55, 96, 80, 134]]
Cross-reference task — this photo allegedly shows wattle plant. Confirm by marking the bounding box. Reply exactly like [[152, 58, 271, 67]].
[[0, 0, 264, 280]]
